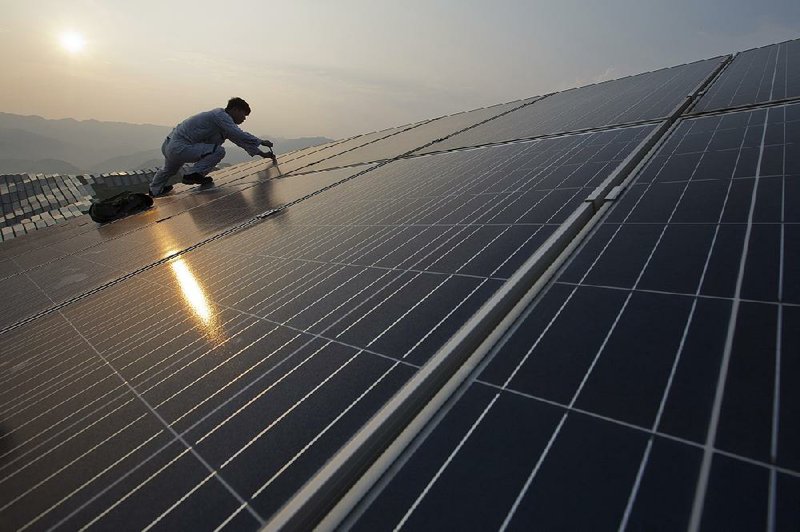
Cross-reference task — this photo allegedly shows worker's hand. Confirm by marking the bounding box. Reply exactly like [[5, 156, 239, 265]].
[[259, 150, 277, 162], [261, 139, 274, 148]]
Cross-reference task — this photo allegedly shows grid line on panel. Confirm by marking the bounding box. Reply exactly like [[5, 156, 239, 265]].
[[470, 380, 800, 479], [215, 503, 249, 532], [416, 117, 664, 157], [0, 336, 90, 400], [299, 97, 549, 174], [0, 322, 84, 373], [686, 74, 775, 532], [1, 356, 108, 422], [18, 431, 166, 531], [66, 447, 193, 531], [0, 411, 153, 514], [0, 395, 136, 481], [54, 310, 267, 526], [395, 391, 501, 531], [249, 352, 401, 499], [554, 281, 800, 308], [685, 95, 800, 122], [768, 103, 788, 532], [141, 471, 216, 532], [216, 348, 361, 469]]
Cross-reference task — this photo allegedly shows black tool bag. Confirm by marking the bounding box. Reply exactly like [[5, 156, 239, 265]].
[[88, 191, 154, 224]]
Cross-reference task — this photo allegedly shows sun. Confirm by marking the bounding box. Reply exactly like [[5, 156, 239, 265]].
[[59, 31, 86, 54]]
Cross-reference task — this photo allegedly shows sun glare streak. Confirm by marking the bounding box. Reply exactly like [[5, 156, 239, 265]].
[[170, 258, 213, 325], [59, 31, 86, 54]]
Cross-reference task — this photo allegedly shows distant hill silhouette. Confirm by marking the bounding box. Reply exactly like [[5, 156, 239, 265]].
[[0, 112, 334, 174], [0, 158, 81, 174]]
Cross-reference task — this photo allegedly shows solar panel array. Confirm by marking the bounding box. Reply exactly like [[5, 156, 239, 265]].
[[1, 38, 798, 531], [345, 41, 800, 532]]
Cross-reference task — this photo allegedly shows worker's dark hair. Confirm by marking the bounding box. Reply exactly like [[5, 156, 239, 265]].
[[226, 97, 251, 114]]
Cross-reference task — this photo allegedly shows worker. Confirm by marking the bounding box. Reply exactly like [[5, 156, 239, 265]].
[[149, 97, 277, 197]]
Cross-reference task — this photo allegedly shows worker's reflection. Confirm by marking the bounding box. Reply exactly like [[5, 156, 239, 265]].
[[184, 164, 284, 232]]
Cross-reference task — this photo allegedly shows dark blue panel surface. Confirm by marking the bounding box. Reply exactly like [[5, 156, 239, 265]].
[[351, 386, 563, 531], [700, 455, 770, 531], [351, 104, 798, 531], [694, 38, 800, 113]]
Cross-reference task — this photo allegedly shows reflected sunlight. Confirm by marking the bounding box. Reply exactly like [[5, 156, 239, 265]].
[[170, 258, 213, 325]]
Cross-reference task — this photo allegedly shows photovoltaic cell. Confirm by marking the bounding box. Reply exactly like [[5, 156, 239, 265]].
[[0, 124, 654, 528], [417, 57, 723, 154], [693, 38, 800, 113], [349, 103, 799, 530]]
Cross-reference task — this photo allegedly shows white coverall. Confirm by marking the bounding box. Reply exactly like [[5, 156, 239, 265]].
[[149, 108, 264, 195]]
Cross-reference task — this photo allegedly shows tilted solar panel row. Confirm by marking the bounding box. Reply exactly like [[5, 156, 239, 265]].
[[341, 44, 800, 532]]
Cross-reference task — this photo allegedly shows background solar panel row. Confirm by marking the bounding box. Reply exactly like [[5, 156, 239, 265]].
[[418, 57, 724, 153], [693, 38, 800, 113], [347, 102, 800, 531], [0, 124, 655, 529], [293, 97, 540, 172]]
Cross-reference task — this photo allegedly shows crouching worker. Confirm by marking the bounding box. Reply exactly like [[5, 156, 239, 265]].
[[149, 97, 277, 197]]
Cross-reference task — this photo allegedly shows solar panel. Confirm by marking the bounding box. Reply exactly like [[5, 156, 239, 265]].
[[0, 124, 655, 528], [693, 38, 800, 113], [295, 97, 540, 172], [417, 58, 724, 154], [345, 102, 800, 530], [0, 166, 375, 330], [274, 122, 430, 175]]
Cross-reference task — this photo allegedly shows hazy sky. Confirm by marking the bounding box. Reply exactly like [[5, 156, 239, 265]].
[[1, 0, 798, 139]]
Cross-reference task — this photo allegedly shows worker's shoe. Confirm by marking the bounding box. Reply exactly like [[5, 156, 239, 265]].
[[182, 173, 214, 185], [150, 184, 173, 197]]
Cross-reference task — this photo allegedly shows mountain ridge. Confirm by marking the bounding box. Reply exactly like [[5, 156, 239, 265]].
[[0, 112, 334, 174]]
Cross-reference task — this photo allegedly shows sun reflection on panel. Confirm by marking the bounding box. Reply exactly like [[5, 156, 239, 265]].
[[170, 258, 212, 324], [167, 256, 226, 345]]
